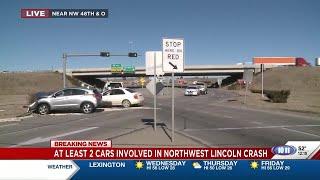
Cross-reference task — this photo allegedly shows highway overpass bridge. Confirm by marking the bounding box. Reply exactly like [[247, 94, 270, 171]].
[[69, 65, 257, 78], [67, 65, 258, 88]]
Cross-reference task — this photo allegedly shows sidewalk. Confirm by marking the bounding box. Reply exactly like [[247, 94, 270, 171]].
[[111, 126, 206, 147]]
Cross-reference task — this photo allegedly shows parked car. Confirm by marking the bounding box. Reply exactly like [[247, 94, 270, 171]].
[[184, 86, 200, 96], [196, 82, 208, 95], [102, 88, 144, 108], [28, 88, 102, 115]]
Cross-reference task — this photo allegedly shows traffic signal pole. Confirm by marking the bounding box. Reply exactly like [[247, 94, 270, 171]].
[[62, 53, 103, 88], [62, 51, 138, 88]]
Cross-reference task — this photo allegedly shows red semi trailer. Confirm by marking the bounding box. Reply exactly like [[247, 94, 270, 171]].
[[253, 57, 310, 66]]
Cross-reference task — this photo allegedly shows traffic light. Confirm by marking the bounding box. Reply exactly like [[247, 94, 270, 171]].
[[100, 52, 110, 57], [128, 52, 138, 57]]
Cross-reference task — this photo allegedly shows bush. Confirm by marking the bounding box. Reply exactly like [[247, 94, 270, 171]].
[[227, 83, 244, 90], [264, 90, 290, 103]]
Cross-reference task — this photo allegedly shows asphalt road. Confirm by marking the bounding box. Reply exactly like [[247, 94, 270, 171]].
[[0, 88, 319, 147]]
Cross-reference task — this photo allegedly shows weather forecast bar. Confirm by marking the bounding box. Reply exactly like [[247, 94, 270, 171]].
[[21, 9, 108, 18]]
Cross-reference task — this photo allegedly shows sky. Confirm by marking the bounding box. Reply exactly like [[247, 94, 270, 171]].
[[1, 0, 320, 71]]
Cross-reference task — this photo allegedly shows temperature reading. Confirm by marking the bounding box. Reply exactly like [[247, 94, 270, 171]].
[[298, 146, 306, 151]]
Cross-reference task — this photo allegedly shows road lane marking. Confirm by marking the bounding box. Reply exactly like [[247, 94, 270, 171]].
[[183, 107, 233, 119], [49, 113, 84, 116], [0, 123, 18, 128], [42, 107, 159, 116], [184, 124, 320, 132], [208, 103, 320, 120], [0, 110, 5, 112], [281, 128, 320, 138], [222, 115, 233, 119], [11, 127, 98, 147], [251, 121, 263, 125], [101, 107, 160, 112], [0, 109, 127, 136]]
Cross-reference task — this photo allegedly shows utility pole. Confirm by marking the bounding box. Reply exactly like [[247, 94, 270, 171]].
[[261, 64, 264, 97], [63, 53, 67, 88]]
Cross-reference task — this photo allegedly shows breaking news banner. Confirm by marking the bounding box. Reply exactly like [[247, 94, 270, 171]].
[[0, 141, 319, 179], [21, 9, 108, 18]]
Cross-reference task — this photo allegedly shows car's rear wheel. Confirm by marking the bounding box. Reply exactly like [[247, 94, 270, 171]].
[[122, 99, 131, 108], [37, 103, 50, 115], [81, 102, 94, 114]]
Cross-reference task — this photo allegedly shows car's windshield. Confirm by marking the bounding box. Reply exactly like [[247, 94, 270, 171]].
[[187, 87, 197, 89], [109, 83, 122, 88]]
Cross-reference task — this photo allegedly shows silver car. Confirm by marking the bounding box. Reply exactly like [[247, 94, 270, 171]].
[[28, 88, 102, 115]]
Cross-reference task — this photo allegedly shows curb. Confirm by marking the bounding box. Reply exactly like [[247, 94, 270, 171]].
[[0, 115, 33, 123], [166, 127, 212, 147]]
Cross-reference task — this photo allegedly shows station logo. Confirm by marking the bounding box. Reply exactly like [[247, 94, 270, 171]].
[[271, 145, 297, 155]]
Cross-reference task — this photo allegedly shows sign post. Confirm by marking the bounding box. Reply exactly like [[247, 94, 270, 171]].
[[261, 64, 264, 98], [217, 78, 223, 88], [162, 38, 184, 142], [145, 51, 164, 131], [139, 77, 145, 88], [153, 52, 157, 131], [171, 72, 174, 141]]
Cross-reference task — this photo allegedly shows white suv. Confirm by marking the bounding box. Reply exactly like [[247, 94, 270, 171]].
[[28, 88, 102, 115], [184, 86, 200, 96]]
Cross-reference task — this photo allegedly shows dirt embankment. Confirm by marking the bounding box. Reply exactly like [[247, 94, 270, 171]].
[[252, 67, 320, 92], [0, 72, 79, 95], [0, 72, 79, 118], [228, 67, 320, 115]]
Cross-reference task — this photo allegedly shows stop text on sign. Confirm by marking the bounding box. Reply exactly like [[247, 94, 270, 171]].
[[162, 38, 184, 73]]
